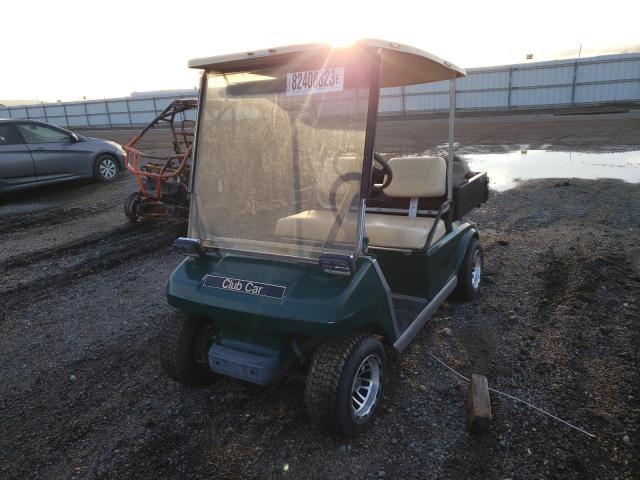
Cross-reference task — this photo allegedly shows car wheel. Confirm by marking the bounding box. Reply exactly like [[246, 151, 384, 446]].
[[158, 313, 219, 387], [455, 237, 482, 301], [94, 154, 118, 183], [124, 192, 144, 223], [305, 333, 387, 436]]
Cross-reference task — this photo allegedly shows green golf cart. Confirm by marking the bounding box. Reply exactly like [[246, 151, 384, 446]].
[[160, 39, 489, 436]]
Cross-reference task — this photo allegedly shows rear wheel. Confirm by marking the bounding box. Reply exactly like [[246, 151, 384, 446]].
[[94, 154, 119, 182], [305, 333, 387, 436], [124, 192, 144, 223], [455, 237, 482, 301], [158, 314, 219, 386]]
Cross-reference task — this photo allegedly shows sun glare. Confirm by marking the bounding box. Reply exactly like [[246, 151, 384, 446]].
[[328, 35, 358, 49]]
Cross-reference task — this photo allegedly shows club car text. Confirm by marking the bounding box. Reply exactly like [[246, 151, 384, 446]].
[[202, 275, 286, 299]]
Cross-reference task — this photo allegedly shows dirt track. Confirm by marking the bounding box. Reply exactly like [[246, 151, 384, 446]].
[[376, 111, 640, 154], [1, 113, 639, 479], [84, 111, 640, 156]]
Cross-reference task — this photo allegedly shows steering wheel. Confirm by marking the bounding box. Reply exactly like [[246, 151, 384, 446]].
[[323, 153, 392, 244], [372, 153, 393, 192]]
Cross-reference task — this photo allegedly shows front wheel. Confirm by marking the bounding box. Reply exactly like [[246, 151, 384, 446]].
[[93, 154, 119, 183], [305, 333, 387, 436], [158, 314, 219, 386], [455, 237, 483, 301]]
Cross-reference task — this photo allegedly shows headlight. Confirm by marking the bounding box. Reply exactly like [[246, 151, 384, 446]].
[[110, 142, 125, 153]]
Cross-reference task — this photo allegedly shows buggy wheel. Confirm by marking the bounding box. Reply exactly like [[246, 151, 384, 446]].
[[124, 192, 144, 223], [305, 333, 386, 436], [455, 237, 483, 301], [93, 154, 119, 182], [158, 313, 219, 386]]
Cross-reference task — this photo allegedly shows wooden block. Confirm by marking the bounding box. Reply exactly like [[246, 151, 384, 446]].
[[467, 373, 492, 434]]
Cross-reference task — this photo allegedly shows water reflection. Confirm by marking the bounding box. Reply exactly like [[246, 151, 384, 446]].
[[464, 150, 640, 191]]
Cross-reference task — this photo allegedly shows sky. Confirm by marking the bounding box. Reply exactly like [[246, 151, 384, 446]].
[[3, 0, 639, 102]]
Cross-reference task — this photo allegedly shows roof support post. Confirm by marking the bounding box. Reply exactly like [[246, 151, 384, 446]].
[[62, 103, 69, 128], [447, 74, 456, 203], [83, 102, 89, 127], [188, 71, 208, 195], [507, 66, 513, 109], [360, 49, 382, 202], [357, 48, 382, 258], [571, 60, 579, 104]]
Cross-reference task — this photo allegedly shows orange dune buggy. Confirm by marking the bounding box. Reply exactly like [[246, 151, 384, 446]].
[[124, 98, 198, 222]]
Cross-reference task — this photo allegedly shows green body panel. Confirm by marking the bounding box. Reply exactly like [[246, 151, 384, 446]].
[[166, 220, 477, 362], [372, 220, 477, 299], [166, 255, 396, 361]]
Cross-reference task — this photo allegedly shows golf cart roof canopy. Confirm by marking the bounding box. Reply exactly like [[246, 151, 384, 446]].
[[188, 39, 466, 87]]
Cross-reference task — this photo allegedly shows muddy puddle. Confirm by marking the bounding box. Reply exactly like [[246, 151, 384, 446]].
[[464, 150, 640, 190]]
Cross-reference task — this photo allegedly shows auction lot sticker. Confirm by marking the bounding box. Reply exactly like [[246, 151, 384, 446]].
[[286, 67, 344, 96]]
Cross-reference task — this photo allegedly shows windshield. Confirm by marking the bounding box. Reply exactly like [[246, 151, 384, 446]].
[[189, 52, 371, 260]]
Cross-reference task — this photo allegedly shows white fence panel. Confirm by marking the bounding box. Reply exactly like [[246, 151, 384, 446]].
[[88, 114, 109, 126], [457, 90, 508, 109], [577, 59, 640, 82], [109, 113, 130, 125], [130, 112, 156, 124], [128, 99, 155, 112], [459, 70, 510, 90], [379, 95, 403, 113], [47, 117, 67, 126], [405, 93, 450, 111], [26, 106, 45, 117], [86, 102, 107, 114], [65, 104, 85, 116], [2, 54, 639, 127], [107, 101, 129, 113], [46, 105, 65, 116], [512, 65, 574, 87], [575, 81, 640, 103], [511, 86, 573, 106]]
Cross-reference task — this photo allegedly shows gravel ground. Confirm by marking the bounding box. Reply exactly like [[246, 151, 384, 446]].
[[0, 113, 638, 479]]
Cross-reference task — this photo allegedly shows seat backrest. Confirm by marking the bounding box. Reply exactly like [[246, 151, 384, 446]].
[[384, 156, 446, 198]]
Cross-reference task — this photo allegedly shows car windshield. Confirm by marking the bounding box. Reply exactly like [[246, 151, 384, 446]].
[[189, 51, 371, 261]]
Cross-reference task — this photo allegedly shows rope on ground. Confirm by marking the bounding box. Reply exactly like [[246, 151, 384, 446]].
[[427, 352, 597, 438]]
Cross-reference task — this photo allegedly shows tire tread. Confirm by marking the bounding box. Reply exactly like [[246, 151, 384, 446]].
[[158, 314, 216, 386], [455, 237, 482, 301], [305, 333, 380, 435]]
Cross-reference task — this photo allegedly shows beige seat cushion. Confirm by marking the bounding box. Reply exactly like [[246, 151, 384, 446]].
[[384, 156, 447, 198], [275, 210, 445, 250], [365, 213, 445, 249], [274, 210, 357, 244]]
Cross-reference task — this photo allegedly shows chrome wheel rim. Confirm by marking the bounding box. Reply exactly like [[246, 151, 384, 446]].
[[351, 354, 382, 418], [471, 250, 482, 290], [100, 158, 117, 179]]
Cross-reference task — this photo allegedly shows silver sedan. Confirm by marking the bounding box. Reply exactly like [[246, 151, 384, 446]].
[[0, 119, 126, 193]]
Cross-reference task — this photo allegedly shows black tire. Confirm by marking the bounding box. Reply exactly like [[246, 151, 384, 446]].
[[305, 333, 387, 437], [158, 314, 218, 386], [454, 237, 483, 301], [124, 192, 144, 223], [93, 154, 119, 183]]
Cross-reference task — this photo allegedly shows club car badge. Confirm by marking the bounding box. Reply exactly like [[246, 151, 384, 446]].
[[202, 275, 286, 300]]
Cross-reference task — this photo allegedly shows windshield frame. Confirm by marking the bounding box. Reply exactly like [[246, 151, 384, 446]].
[[188, 47, 382, 264]]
